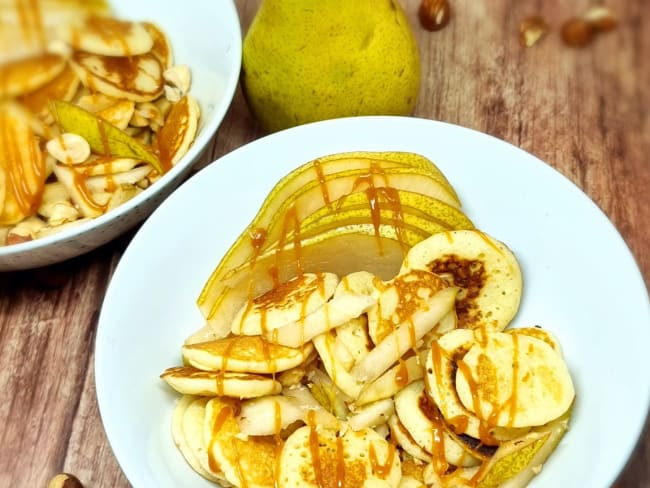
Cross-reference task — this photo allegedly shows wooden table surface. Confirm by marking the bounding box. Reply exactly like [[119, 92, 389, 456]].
[[1, 0, 648, 486]]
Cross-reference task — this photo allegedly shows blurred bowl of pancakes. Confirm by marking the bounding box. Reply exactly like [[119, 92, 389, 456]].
[[0, 0, 242, 270]]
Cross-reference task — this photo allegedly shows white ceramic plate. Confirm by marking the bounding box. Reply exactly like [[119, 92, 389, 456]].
[[96, 116, 650, 488], [0, 0, 241, 271]]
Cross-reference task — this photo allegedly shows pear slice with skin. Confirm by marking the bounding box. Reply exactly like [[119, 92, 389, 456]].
[[197, 152, 461, 321], [203, 224, 417, 337], [313, 151, 460, 201], [474, 409, 571, 488], [297, 189, 474, 242]]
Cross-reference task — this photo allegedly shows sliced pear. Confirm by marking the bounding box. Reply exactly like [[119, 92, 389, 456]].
[[0, 53, 66, 98], [351, 286, 458, 384], [298, 189, 473, 240], [312, 330, 364, 399], [265, 282, 376, 348], [401, 230, 523, 330], [347, 397, 394, 431], [237, 386, 339, 436], [356, 355, 424, 406], [51, 100, 162, 173], [0, 102, 46, 225], [197, 153, 461, 321], [231, 271, 339, 336], [69, 51, 164, 102], [160, 366, 282, 398], [203, 225, 410, 337], [60, 16, 154, 57], [474, 410, 570, 488], [182, 336, 314, 374]]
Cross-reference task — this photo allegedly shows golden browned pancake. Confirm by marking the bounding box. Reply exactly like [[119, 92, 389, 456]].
[[204, 397, 279, 488], [278, 425, 401, 488], [183, 335, 314, 374], [161, 366, 282, 399]]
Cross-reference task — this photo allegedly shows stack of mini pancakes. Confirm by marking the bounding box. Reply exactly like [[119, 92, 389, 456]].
[[162, 226, 575, 488], [0, 1, 199, 245]]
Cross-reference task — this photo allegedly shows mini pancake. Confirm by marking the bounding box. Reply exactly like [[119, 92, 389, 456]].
[[204, 397, 278, 488], [171, 395, 226, 483], [231, 272, 339, 335], [161, 366, 282, 398], [277, 425, 401, 488], [69, 51, 164, 102], [182, 335, 314, 374], [19, 65, 80, 124], [400, 229, 522, 331], [155, 95, 200, 170], [425, 329, 529, 443], [144, 22, 173, 68], [0, 53, 66, 98], [387, 414, 431, 463], [393, 380, 479, 468], [59, 16, 154, 57], [455, 330, 575, 428]]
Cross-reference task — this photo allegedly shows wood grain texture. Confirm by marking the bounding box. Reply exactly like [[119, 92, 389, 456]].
[[0, 0, 647, 487]]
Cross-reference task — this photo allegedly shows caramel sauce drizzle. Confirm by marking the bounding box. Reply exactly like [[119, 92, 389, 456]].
[[335, 434, 346, 487], [15, 0, 46, 50], [394, 358, 409, 388], [86, 15, 133, 57], [369, 442, 396, 479], [306, 411, 325, 488], [207, 404, 233, 473]]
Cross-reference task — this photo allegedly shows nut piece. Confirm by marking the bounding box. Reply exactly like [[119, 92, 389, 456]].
[[561, 18, 594, 47], [583, 5, 618, 32], [163, 64, 191, 100], [48, 473, 84, 488], [419, 0, 451, 32], [562, 5, 617, 48], [519, 15, 550, 47], [46, 133, 91, 164]]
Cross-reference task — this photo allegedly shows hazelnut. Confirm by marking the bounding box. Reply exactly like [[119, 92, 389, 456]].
[[583, 5, 618, 32], [419, 0, 451, 32], [519, 16, 550, 47], [47, 473, 84, 488], [561, 18, 594, 47]]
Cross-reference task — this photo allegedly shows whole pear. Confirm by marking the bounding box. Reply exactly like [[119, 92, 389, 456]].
[[241, 0, 421, 132]]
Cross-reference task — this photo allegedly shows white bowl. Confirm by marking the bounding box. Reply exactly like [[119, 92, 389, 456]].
[[0, 0, 242, 271], [96, 116, 650, 488]]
